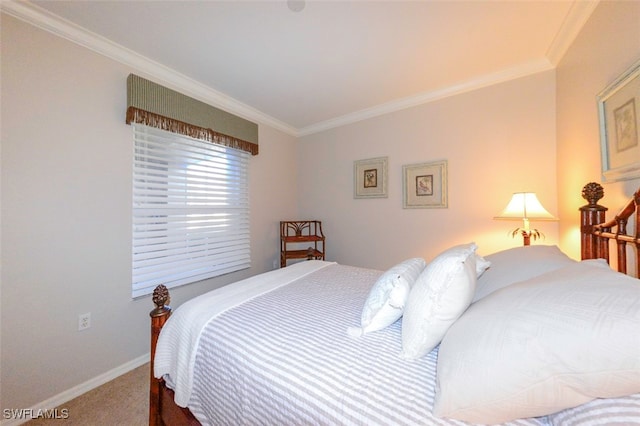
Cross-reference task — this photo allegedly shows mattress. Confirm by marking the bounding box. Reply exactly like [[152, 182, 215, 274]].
[[156, 261, 640, 425], [186, 264, 548, 425]]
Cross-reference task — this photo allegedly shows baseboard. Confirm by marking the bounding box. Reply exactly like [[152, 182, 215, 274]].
[[1, 353, 150, 426]]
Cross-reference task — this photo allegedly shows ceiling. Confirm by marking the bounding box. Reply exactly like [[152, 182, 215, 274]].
[[5, 1, 597, 136]]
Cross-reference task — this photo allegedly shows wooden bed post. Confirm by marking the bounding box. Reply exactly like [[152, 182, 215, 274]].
[[580, 182, 608, 261], [150, 285, 172, 426], [635, 188, 640, 275]]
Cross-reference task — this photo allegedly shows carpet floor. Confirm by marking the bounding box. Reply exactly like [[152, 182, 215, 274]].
[[26, 363, 149, 426]]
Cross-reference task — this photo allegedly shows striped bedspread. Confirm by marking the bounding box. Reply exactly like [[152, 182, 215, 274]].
[[166, 263, 640, 425], [155, 260, 335, 406]]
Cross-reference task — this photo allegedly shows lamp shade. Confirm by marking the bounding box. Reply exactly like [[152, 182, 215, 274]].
[[494, 192, 556, 221]]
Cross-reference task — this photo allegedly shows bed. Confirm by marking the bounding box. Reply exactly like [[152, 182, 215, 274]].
[[149, 182, 640, 426]]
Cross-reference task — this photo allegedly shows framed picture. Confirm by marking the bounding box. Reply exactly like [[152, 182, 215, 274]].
[[354, 157, 388, 198], [598, 59, 640, 182], [403, 160, 448, 208]]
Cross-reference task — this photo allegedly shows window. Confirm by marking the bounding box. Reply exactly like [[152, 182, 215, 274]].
[[132, 124, 250, 298]]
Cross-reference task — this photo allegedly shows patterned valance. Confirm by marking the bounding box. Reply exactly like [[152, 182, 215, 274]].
[[126, 74, 258, 155]]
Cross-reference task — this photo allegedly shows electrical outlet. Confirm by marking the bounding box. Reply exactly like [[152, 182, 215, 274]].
[[78, 313, 91, 331]]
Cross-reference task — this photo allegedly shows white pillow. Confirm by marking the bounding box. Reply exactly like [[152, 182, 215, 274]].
[[434, 261, 640, 424], [401, 243, 479, 359], [351, 257, 426, 336], [546, 393, 640, 425], [474, 253, 491, 278], [472, 245, 575, 302]]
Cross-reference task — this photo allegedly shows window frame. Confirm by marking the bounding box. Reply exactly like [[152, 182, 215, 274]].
[[131, 124, 251, 298]]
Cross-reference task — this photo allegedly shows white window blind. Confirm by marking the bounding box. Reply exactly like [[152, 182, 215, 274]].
[[132, 124, 250, 298]]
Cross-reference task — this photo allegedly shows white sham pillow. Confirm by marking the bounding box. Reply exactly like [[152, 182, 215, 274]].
[[546, 393, 640, 425], [472, 245, 576, 302], [474, 253, 491, 278], [350, 257, 426, 336], [434, 261, 640, 424], [401, 243, 480, 359]]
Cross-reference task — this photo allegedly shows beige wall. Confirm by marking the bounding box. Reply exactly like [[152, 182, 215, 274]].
[[298, 71, 559, 269], [0, 15, 298, 411], [2, 0, 640, 416], [556, 0, 640, 261]]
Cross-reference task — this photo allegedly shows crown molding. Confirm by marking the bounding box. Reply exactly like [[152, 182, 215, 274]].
[[3, 0, 596, 138], [299, 0, 597, 136], [298, 59, 555, 136], [0, 1, 298, 137], [546, 0, 599, 65]]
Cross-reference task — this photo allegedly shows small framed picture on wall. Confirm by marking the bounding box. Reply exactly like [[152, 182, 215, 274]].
[[354, 157, 388, 198], [403, 160, 448, 208]]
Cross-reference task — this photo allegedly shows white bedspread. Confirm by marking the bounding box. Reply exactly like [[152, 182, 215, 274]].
[[156, 261, 640, 425], [154, 260, 335, 406], [186, 264, 548, 426]]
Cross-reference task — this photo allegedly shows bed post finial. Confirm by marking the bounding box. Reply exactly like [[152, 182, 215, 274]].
[[582, 182, 605, 206], [580, 182, 608, 261], [151, 284, 170, 316]]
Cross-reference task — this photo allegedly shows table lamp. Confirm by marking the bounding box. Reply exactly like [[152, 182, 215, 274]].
[[494, 192, 556, 246]]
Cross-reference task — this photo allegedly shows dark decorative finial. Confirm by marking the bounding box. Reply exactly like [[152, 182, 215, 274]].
[[582, 182, 604, 206], [152, 284, 169, 309]]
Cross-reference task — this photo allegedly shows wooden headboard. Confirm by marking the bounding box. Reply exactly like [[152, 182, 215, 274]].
[[580, 182, 640, 276]]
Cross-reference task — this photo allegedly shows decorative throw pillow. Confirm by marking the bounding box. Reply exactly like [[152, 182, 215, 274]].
[[434, 261, 640, 424], [349, 257, 426, 336], [401, 243, 480, 359], [472, 245, 575, 302]]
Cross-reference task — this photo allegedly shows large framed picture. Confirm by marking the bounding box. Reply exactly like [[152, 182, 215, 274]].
[[598, 59, 640, 182], [403, 160, 448, 208], [354, 156, 388, 198]]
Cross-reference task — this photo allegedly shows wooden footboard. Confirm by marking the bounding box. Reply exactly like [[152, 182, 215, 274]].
[[149, 285, 200, 426], [150, 182, 640, 425], [580, 182, 640, 276]]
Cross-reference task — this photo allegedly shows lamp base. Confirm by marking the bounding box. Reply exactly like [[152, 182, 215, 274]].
[[510, 228, 543, 246]]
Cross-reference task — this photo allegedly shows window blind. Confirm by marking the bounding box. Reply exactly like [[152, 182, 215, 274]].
[[132, 124, 250, 298]]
